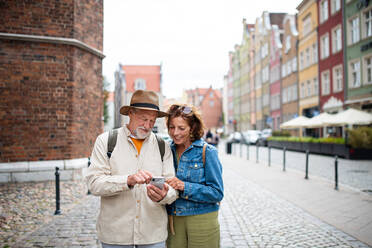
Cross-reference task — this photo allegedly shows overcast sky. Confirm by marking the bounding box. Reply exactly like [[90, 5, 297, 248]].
[[103, 0, 299, 98]]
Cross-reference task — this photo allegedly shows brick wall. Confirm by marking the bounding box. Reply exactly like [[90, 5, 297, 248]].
[[0, 0, 103, 162]]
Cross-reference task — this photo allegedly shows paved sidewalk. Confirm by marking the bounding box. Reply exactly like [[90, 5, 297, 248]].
[[12, 152, 372, 247]]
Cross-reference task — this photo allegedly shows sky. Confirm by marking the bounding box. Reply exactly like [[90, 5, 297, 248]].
[[103, 0, 300, 98]]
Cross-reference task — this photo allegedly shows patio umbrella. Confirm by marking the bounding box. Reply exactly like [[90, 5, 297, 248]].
[[280, 116, 310, 129], [303, 112, 333, 128], [324, 108, 372, 126]]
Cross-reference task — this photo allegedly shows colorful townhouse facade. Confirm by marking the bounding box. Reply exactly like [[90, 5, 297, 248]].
[[227, 52, 235, 133], [318, 0, 345, 113], [240, 19, 253, 131], [344, 0, 372, 113], [254, 16, 264, 130], [297, 0, 320, 121], [270, 24, 283, 130], [249, 26, 257, 130], [281, 14, 300, 134], [232, 45, 242, 131], [260, 12, 272, 131]]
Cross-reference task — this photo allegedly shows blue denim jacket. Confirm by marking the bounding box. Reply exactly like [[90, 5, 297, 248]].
[[166, 139, 224, 216]]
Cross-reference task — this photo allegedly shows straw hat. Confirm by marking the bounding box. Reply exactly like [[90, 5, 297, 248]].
[[119, 90, 168, 118]]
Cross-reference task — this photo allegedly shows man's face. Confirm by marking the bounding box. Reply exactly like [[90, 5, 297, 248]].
[[128, 109, 157, 139]]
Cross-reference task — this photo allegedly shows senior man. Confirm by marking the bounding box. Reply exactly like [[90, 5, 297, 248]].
[[86, 90, 177, 248]]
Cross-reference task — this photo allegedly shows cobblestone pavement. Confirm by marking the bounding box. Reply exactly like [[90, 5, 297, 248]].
[[230, 143, 372, 192], [9, 165, 370, 248], [0, 180, 87, 247]]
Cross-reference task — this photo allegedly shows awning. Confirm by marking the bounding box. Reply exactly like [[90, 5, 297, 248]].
[[303, 112, 333, 128], [323, 108, 372, 126], [280, 116, 310, 129]]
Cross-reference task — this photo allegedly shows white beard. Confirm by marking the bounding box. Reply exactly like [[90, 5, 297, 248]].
[[133, 127, 151, 139]]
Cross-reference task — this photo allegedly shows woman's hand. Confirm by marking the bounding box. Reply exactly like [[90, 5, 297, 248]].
[[166, 177, 185, 191]]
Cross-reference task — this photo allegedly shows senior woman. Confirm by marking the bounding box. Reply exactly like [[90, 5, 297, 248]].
[[165, 104, 224, 248]]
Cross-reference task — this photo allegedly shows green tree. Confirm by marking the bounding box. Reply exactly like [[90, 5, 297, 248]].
[[103, 76, 110, 124]]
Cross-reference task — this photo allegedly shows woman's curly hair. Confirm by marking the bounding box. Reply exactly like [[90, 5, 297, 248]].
[[166, 104, 205, 142]]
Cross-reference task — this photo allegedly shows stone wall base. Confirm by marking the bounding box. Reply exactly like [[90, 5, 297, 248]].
[[0, 158, 89, 183]]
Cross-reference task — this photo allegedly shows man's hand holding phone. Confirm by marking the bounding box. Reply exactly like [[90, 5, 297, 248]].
[[146, 177, 168, 202]]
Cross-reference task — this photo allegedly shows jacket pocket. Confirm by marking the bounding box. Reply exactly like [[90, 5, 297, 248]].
[[186, 162, 204, 183]]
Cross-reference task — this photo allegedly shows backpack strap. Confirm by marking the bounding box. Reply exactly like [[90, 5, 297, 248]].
[[107, 129, 118, 158], [202, 144, 207, 166], [155, 134, 165, 162]]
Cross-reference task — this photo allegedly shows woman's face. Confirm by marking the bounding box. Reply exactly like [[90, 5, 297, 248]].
[[168, 116, 191, 146]]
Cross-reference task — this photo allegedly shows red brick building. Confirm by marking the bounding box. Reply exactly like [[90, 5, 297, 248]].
[[317, 0, 344, 113], [0, 0, 104, 182], [185, 87, 223, 130]]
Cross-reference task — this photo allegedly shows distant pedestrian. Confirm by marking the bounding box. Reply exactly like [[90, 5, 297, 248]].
[[206, 129, 213, 144], [85, 90, 177, 248], [165, 104, 224, 248]]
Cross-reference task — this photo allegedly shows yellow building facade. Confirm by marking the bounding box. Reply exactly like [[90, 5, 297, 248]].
[[297, 0, 320, 119]]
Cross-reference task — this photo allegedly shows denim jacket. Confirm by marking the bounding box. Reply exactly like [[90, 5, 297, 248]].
[[166, 139, 224, 216]]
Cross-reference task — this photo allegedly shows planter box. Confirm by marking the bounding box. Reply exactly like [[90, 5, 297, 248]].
[[267, 140, 372, 160]]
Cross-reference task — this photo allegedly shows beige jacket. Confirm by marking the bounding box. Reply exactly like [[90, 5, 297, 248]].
[[85, 126, 177, 245]]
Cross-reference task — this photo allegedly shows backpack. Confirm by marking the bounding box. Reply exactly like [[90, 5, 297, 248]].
[[106, 129, 165, 162]]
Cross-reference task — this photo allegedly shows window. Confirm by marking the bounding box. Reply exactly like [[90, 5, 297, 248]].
[[287, 61, 292, 75], [293, 84, 298, 100], [282, 88, 288, 103], [292, 57, 298, 72], [263, 94, 269, 106], [312, 43, 318, 63], [301, 82, 305, 98], [209, 92, 213, 97], [349, 60, 361, 88], [285, 36, 291, 53], [134, 78, 146, 90], [349, 17, 360, 44], [364, 9, 372, 38], [300, 52, 304, 70], [307, 80, 312, 96], [256, 72, 261, 88], [314, 77, 319, 96], [209, 100, 214, 107], [303, 15, 312, 36], [332, 26, 342, 53], [331, 0, 340, 15], [320, 0, 329, 23], [364, 56, 372, 85], [305, 48, 310, 67], [332, 65, 343, 92], [321, 71, 330, 95], [262, 66, 269, 82], [321, 34, 330, 59], [282, 64, 286, 78]]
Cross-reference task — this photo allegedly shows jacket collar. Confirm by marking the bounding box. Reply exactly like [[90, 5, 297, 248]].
[[170, 138, 205, 149]]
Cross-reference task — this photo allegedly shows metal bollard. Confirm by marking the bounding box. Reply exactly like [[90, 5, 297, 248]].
[[240, 143, 242, 158], [283, 147, 286, 171], [87, 157, 91, 195], [268, 146, 271, 166], [54, 167, 61, 215], [247, 143, 250, 160], [305, 150, 309, 179], [256, 143, 259, 163], [335, 156, 339, 190]]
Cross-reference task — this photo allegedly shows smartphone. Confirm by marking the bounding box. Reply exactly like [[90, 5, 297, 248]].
[[150, 177, 165, 190]]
